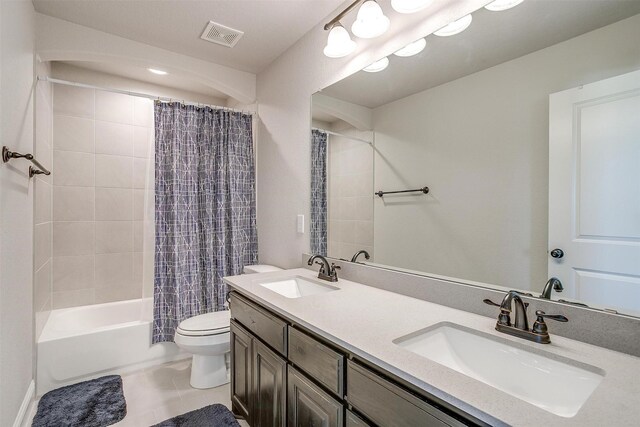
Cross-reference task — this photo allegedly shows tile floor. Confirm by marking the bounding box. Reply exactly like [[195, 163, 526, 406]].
[[26, 359, 249, 427]]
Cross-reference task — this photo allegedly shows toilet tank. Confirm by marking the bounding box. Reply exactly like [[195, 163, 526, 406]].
[[243, 264, 282, 274]]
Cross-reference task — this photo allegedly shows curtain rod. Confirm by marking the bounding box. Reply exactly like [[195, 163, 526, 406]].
[[312, 127, 373, 145], [37, 76, 254, 116]]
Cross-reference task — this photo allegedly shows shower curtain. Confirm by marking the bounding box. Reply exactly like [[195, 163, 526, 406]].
[[310, 129, 328, 256], [153, 102, 258, 343]]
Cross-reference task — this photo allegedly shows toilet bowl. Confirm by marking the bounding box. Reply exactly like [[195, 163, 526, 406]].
[[174, 264, 282, 389]]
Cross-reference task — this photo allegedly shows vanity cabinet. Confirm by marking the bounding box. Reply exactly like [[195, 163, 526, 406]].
[[346, 361, 462, 427], [229, 291, 482, 427], [253, 340, 287, 427], [230, 320, 253, 421], [287, 365, 343, 427]]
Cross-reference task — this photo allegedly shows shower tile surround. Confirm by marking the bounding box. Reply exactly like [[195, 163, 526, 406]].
[[34, 62, 54, 339], [326, 122, 374, 261], [50, 84, 155, 308]]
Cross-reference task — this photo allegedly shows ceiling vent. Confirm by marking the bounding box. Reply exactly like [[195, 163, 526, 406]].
[[200, 21, 244, 48]]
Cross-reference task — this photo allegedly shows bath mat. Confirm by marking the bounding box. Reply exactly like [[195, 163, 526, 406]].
[[32, 375, 126, 427], [153, 404, 240, 427]]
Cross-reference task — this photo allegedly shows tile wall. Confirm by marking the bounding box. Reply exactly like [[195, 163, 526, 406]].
[[34, 62, 53, 339], [327, 123, 374, 261], [50, 84, 155, 309]]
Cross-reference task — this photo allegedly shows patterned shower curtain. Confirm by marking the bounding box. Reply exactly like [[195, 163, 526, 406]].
[[153, 102, 258, 343], [310, 129, 328, 256]]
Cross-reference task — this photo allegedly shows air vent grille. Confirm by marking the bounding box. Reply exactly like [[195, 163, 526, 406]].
[[200, 21, 244, 48]]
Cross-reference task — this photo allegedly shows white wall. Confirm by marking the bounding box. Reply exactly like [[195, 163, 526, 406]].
[[51, 62, 228, 107], [372, 13, 640, 291], [256, 0, 488, 268], [0, 0, 36, 425]]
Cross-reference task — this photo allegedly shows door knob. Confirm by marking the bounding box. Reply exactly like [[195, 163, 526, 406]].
[[550, 248, 564, 259]]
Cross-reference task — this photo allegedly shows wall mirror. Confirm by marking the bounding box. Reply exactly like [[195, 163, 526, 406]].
[[310, 0, 640, 317]]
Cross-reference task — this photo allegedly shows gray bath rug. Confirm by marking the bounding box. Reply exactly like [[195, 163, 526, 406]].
[[32, 375, 126, 427], [153, 404, 240, 427]]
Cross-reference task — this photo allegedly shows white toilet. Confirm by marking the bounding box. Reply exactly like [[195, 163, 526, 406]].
[[174, 264, 282, 389]]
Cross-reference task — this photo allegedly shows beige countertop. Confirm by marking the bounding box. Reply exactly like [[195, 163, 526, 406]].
[[224, 268, 640, 426]]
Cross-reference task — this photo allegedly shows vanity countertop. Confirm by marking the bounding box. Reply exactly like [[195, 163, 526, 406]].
[[224, 268, 640, 427]]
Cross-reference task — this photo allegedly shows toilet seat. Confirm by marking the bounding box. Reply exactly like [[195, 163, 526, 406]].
[[176, 310, 230, 337]]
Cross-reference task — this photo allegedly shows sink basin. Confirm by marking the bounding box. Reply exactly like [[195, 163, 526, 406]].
[[393, 322, 604, 417], [258, 276, 339, 299]]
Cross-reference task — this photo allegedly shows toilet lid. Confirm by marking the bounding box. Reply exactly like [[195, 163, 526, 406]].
[[176, 310, 230, 337]]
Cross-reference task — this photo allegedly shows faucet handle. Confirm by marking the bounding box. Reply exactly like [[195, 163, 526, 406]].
[[483, 298, 500, 307], [532, 310, 568, 336], [314, 261, 327, 273], [535, 310, 568, 322]]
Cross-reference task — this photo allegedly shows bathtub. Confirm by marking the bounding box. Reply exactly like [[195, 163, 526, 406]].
[[37, 298, 187, 396]]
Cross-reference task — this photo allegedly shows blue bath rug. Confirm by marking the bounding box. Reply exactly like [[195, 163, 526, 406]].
[[32, 375, 126, 427], [153, 404, 240, 427]]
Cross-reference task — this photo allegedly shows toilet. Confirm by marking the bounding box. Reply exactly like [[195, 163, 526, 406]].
[[174, 264, 282, 389]]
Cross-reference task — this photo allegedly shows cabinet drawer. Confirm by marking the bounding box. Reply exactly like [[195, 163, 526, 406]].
[[230, 292, 288, 356], [346, 410, 370, 427], [288, 366, 343, 427], [347, 361, 461, 427], [288, 327, 344, 397]]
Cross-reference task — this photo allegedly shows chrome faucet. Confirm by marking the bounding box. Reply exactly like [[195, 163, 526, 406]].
[[307, 255, 340, 282], [350, 250, 370, 263], [484, 290, 568, 344], [540, 277, 563, 299]]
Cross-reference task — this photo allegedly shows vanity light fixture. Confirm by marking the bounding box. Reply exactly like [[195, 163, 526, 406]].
[[351, 0, 390, 39], [323, 23, 357, 58], [391, 0, 432, 14], [363, 56, 389, 72], [393, 38, 426, 57], [148, 68, 168, 75], [433, 14, 472, 37], [485, 0, 524, 12]]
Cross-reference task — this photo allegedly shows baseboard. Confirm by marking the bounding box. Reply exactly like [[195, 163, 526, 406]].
[[13, 380, 35, 427]]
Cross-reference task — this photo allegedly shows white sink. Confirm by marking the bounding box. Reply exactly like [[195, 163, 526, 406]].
[[393, 322, 604, 418], [258, 276, 339, 299]]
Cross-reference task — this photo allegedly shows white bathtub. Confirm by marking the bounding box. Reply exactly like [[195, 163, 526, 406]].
[[37, 298, 187, 396]]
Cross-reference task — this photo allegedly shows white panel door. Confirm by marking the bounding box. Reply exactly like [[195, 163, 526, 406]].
[[549, 69, 640, 315]]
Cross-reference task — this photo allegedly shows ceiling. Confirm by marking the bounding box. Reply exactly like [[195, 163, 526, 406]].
[[320, 0, 640, 109], [32, 0, 346, 74]]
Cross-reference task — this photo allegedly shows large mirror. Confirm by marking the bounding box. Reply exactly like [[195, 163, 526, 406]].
[[310, 0, 640, 317]]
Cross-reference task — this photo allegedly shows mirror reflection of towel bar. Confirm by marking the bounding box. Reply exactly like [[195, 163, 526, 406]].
[[2, 146, 51, 178], [375, 186, 429, 197]]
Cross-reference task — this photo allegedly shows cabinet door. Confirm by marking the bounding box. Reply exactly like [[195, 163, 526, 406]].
[[253, 339, 287, 427], [231, 320, 252, 421], [288, 366, 343, 427]]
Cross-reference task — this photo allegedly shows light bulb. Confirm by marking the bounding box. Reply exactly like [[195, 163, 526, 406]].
[[351, 0, 390, 39], [391, 0, 432, 14], [148, 68, 168, 75], [323, 24, 356, 58], [485, 0, 524, 12], [393, 38, 426, 57], [363, 57, 389, 73], [434, 14, 472, 37]]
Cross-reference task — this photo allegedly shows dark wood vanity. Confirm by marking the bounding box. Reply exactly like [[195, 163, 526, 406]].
[[229, 291, 489, 427]]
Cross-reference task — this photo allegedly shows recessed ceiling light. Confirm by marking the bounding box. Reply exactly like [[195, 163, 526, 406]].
[[394, 38, 426, 57], [148, 68, 168, 75], [485, 0, 524, 12], [391, 0, 433, 14], [363, 57, 389, 73], [434, 14, 472, 37]]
